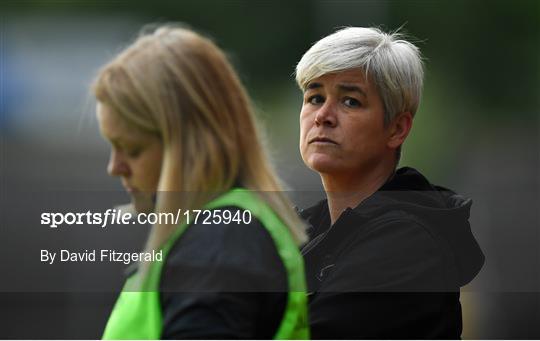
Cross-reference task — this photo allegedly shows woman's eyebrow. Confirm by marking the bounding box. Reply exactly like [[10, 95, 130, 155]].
[[338, 84, 367, 97], [108, 135, 139, 145], [306, 82, 323, 90], [106, 137, 131, 148]]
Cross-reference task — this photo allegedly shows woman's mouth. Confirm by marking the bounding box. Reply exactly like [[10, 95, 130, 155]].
[[309, 136, 338, 145]]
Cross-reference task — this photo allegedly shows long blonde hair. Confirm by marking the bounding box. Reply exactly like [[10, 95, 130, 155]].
[[93, 24, 306, 253]]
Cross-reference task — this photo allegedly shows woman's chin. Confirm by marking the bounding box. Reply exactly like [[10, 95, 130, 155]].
[[303, 151, 340, 172], [308, 157, 340, 174], [132, 197, 155, 214]]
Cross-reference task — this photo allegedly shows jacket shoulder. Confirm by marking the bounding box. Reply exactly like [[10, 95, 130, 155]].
[[321, 213, 459, 291]]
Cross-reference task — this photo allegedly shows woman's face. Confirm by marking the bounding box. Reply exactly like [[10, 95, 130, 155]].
[[97, 103, 163, 213], [299, 69, 390, 178]]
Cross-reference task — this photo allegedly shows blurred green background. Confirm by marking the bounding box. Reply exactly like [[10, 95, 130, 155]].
[[1, 0, 538, 339]]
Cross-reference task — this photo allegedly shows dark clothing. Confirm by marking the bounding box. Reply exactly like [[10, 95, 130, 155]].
[[158, 207, 288, 339], [300, 167, 485, 339]]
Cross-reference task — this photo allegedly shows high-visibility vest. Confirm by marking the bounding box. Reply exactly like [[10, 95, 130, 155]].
[[102, 188, 309, 340]]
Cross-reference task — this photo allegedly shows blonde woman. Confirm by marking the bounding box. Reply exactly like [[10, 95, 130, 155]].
[[93, 24, 308, 339]]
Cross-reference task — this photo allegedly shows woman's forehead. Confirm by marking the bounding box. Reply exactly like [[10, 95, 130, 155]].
[[96, 103, 150, 143], [306, 69, 375, 96]]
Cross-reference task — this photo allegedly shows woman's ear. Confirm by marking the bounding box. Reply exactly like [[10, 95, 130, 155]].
[[387, 112, 413, 149]]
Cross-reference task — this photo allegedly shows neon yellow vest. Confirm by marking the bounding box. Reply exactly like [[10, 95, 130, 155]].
[[102, 188, 309, 339]]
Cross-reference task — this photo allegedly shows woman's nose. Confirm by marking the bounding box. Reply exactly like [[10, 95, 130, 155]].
[[107, 150, 130, 177], [314, 102, 337, 127]]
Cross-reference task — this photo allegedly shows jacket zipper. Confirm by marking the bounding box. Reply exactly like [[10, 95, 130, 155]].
[[301, 208, 352, 256]]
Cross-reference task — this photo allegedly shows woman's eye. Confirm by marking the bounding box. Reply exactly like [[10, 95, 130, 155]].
[[307, 95, 325, 105], [343, 97, 361, 108], [127, 148, 142, 158]]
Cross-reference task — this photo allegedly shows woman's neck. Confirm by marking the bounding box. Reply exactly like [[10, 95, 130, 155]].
[[321, 163, 395, 225]]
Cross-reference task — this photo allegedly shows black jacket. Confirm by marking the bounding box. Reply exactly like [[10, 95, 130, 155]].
[[300, 167, 485, 339], [158, 207, 287, 339]]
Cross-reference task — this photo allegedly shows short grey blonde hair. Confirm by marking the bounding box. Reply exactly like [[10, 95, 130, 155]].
[[296, 27, 424, 125]]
